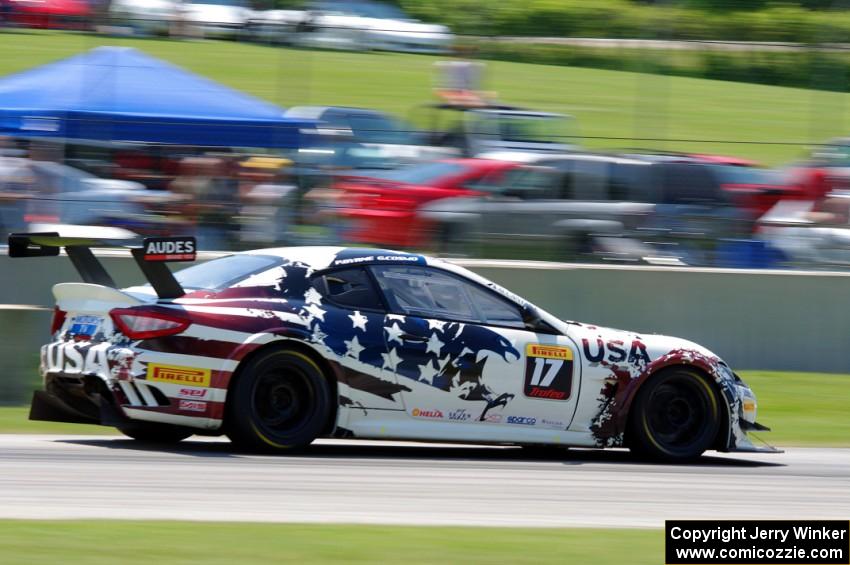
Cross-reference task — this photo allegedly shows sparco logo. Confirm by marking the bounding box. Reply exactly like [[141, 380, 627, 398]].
[[506, 416, 537, 425], [412, 408, 443, 419]]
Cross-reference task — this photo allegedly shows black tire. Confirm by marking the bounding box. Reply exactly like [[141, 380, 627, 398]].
[[226, 348, 331, 453], [560, 233, 593, 262], [628, 368, 721, 462], [117, 422, 193, 443]]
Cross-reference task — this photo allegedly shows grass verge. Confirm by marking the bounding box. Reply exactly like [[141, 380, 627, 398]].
[[0, 520, 662, 565], [1, 371, 848, 446], [0, 30, 846, 165]]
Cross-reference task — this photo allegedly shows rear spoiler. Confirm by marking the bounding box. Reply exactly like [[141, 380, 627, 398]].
[[8, 226, 196, 300]]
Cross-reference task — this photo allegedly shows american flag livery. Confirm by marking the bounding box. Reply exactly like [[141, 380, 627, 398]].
[[31, 246, 775, 460]]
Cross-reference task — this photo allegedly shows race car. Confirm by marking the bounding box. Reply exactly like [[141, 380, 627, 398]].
[[12, 231, 774, 461]]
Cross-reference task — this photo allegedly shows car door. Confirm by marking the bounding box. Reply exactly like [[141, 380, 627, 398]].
[[478, 166, 561, 242], [311, 267, 406, 412], [368, 264, 581, 434]]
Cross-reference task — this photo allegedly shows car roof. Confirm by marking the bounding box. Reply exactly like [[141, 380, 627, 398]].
[[242, 246, 437, 271], [285, 106, 389, 120], [534, 153, 652, 167]]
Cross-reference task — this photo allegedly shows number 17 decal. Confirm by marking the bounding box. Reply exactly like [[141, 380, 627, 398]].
[[524, 344, 573, 401]]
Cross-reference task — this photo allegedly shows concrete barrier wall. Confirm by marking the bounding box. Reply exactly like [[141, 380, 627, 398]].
[[1, 252, 847, 403]]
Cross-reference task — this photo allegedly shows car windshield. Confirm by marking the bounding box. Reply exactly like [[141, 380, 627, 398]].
[[709, 165, 785, 186], [169, 254, 282, 291], [348, 114, 416, 145], [370, 161, 468, 184], [297, 143, 399, 170], [468, 113, 574, 144], [190, 0, 247, 6]]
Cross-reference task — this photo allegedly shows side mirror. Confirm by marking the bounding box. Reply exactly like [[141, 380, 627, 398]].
[[521, 304, 547, 332]]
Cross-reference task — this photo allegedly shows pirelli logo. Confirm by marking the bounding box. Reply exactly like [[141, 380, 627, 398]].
[[147, 364, 211, 387], [524, 344, 574, 401], [527, 344, 573, 360]]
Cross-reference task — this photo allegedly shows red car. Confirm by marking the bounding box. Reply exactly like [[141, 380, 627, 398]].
[[335, 159, 517, 248], [5, 0, 90, 29]]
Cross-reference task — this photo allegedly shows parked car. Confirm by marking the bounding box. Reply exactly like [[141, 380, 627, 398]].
[[758, 191, 850, 268], [181, 0, 253, 38], [6, 0, 90, 29], [418, 153, 751, 264], [0, 160, 175, 234], [109, 0, 176, 35], [623, 152, 797, 218], [285, 106, 449, 163], [17, 238, 771, 461], [244, 8, 302, 44], [416, 103, 579, 161], [334, 159, 519, 248], [251, 0, 452, 53]]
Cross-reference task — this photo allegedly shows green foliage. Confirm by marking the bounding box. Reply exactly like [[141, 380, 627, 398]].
[[0, 521, 663, 565], [475, 40, 850, 92], [397, 0, 850, 43]]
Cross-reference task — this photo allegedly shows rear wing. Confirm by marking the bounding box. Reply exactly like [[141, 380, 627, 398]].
[[8, 227, 196, 300]]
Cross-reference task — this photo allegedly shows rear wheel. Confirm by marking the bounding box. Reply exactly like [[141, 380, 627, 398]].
[[628, 368, 721, 462], [226, 348, 331, 453], [117, 422, 193, 443]]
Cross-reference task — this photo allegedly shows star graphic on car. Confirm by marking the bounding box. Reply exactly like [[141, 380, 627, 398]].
[[348, 310, 368, 331], [304, 302, 326, 322], [426, 333, 444, 355], [304, 287, 322, 305], [343, 335, 365, 360], [385, 322, 404, 345], [416, 359, 440, 385], [381, 347, 401, 371]]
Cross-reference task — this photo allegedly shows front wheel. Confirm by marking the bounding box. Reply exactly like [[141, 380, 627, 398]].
[[628, 368, 721, 462], [226, 348, 331, 453]]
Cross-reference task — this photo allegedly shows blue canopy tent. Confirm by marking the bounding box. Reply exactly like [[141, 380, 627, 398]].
[[0, 46, 312, 148]]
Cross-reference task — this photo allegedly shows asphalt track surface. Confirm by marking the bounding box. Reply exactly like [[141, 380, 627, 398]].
[[1, 435, 848, 528]]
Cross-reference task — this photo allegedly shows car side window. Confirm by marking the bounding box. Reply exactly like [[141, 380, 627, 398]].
[[370, 266, 524, 328], [572, 159, 611, 201], [315, 268, 384, 311], [500, 167, 558, 200]]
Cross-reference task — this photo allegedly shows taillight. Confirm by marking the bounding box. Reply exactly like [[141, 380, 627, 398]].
[[109, 308, 190, 339], [51, 307, 67, 334]]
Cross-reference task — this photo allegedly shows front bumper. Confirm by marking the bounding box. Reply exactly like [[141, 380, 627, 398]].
[[727, 377, 782, 453]]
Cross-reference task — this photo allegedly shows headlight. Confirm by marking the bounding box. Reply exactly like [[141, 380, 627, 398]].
[[736, 384, 758, 424]]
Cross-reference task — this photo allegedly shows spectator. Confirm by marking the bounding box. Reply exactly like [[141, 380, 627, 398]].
[[238, 156, 296, 246]]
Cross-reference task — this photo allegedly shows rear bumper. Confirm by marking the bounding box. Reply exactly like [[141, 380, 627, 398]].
[[29, 389, 128, 427]]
